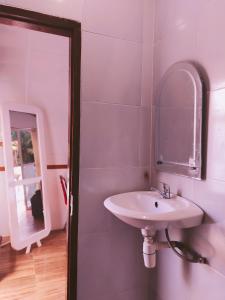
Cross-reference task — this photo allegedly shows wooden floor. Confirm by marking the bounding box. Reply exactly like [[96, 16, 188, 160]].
[[0, 231, 67, 300], [19, 209, 45, 238]]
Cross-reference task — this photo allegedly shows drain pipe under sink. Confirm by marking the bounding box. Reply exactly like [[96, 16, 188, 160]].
[[141, 228, 207, 268], [141, 229, 168, 268]]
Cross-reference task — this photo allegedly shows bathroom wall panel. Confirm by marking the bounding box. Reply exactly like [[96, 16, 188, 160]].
[[154, 0, 178, 41], [81, 32, 142, 106], [153, 27, 197, 95], [115, 285, 155, 300], [157, 250, 225, 300], [196, 0, 225, 91], [141, 0, 154, 108], [155, 0, 225, 92], [192, 179, 225, 226], [78, 167, 149, 235], [78, 0, 153, 299], [154, 0, 207, 42], [80, 102, 140, 168], [153, 0, 225, 299], [206, 90, 225, 181], [77, 230, 152, 300], [0, 0, 154, 299], [188, 221, 225, 278], [139, 107, 151, 167], [82, 0, 143, 42], [77, 232, 112, 299], [2, 0, 84, 22]]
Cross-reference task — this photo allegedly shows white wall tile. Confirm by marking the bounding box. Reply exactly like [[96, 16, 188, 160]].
[[153, 29, 197, 94], [141, 0, 154, 107], [2, 0, 84, 21], [82, 0, 143, 42], [77, 230, 152, 299], [77, 233, 111, 299], [155, 0, 208, 42], [196, 0, 225, 90], [139, 107, 150, 167], [81, 32, 142, 106], [153, 1, 225, 299], [0, 2, 155, 300], [80, 102, 140, 168], [157, 249, 225, 300], [206, 90, 225, 180], [78, 167, 149, 235]]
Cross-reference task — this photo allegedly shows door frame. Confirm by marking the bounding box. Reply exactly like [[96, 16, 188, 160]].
[[0, 5, 81, 300]]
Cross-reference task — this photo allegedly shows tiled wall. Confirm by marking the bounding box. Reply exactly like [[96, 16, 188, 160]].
[[78, 1, 155, 299], [152, 1, 225, 299], [0, 0, 156, 299]]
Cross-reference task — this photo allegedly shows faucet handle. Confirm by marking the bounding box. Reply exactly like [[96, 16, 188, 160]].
[[159, 182, 170, 199]]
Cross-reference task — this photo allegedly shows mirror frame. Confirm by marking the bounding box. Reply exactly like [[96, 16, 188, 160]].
[[1, 103, 51, 250], [155, 62, 203, 179]]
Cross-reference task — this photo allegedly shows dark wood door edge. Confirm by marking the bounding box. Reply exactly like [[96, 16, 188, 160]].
[[0, 6, 81, 300]]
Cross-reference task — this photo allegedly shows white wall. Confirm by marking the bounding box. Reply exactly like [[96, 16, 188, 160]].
[[0, 24, 69, 234], [79, 1, 155, 299], [0, 0, 85, 22], [152, 1, 225, 299], [0, 1, 156, 300]]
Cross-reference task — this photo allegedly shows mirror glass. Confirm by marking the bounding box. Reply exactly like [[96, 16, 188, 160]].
[[14, 182, 44, 237], [155, 62, 203, 178], [10, 111, 40, 179], [10, 111, 44, 238]]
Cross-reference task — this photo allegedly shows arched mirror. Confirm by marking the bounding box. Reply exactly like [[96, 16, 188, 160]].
[[1, 103, 50, 251], [155, 62, 203, 179]]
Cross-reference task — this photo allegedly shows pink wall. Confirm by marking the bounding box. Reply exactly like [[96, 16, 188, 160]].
[[152, 1, 225, 299], [0, 24, 69, 233], [0, 0, 156, 299], [0, 0, 84, 22], [79, 1, 155, 299]]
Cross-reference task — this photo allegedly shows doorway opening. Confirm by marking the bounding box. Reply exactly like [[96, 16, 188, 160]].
[[0, 5, 80, 300]]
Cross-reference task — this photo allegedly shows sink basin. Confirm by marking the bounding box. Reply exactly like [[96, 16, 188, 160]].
[[104, 191, 204, 231]]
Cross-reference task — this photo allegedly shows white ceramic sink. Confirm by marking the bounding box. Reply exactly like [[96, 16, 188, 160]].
[[104, 191, 204, 231]]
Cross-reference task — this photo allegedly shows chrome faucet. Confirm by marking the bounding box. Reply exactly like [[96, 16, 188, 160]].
[[150, 182, 171, 199], [160, 182, 170, 199]]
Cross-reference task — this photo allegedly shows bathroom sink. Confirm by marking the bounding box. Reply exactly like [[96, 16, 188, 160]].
[[104, 191, 204, 231]]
